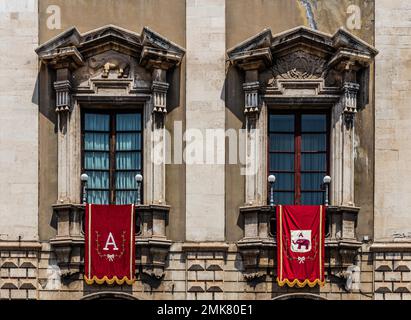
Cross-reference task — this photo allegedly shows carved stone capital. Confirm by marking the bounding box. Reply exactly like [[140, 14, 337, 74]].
[[54, 80, 72, 113], [342, 82, 360, 126], [151, 81, 170, 113], [325, 206, 362, 274], [243, 81, 260, 114]]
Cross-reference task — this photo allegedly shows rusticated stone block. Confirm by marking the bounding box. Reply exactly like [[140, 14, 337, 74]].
[[19, 262, 36, 269], [1, 283, 18, 290], [207, 285, 223, 292], [9, 268, 27, 278], [402, 272, 411, 282], [1, 261, 18, 268], [393, 283, 411, 293], [375, 260, 392, 271], [385, 253, 402, 261], [187, 271, 196, 281], [197, 271, 214, 281], [10, 290, 27, 300], [384, 293, 402, 300], [384, 272, 401, 282], [360, 271, 373, 283], [214, 270, 223, 281], [394, 261, 411, 272], [402, 253, 411, 261], [20, 283, 36, 290], [10, 251, 26, 258], [206, 264, 223, 271], [188, 261, 205, 271], [374, 293, 384, 300], [375, 271, 384, 281], [374, 252, 384, 260], [402, 293, 411, 300], [224, 271, 238, 282], [188, 285, 205, 293], [375, 282, 392, 293], [0, 268, 9, 278], [0, 289, 10, 299]]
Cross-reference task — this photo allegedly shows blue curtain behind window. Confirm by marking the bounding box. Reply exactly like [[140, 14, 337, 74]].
[[83, 113, 142, 205], [84, 113, 110, 204], [301, 115, 327, 205], [269, 114, 327, 205], [115, 114, 142, 204]]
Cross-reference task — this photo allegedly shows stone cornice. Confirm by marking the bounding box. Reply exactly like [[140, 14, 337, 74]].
[[36, 25, 185, 70], [227, 25, 377, 72], [370, 242, 411, 252], [0, 241, 42, 250]]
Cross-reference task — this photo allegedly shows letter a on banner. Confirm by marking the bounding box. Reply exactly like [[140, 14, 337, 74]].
[[276, 205, 325, 288], [84, 204, 135, 285]]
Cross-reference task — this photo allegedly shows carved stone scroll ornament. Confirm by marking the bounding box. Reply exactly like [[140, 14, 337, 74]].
[[271, 50, 326, 80]]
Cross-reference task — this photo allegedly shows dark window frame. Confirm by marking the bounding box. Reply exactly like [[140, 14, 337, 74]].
[[267, 109, 330, 205], [81, 107, 144, 205]]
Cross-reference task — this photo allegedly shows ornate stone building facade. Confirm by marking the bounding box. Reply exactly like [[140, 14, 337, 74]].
[[0, 0, 411, 300]]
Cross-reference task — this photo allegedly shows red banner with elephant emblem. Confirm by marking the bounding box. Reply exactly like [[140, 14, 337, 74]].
[[276, 205, 325, 288], [84, 204, 135, 285]]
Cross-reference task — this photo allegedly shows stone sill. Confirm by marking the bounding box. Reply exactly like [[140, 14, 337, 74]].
[[0, 241, 42, 250], [370, 242, 411, 252], [181, 242, 230, 252]]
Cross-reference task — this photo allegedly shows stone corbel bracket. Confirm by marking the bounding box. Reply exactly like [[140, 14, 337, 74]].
[[50, 204, 85, 278], [325, 206, 362, 274], [135, 204, 171, 279], [237, 206, 276, 280]]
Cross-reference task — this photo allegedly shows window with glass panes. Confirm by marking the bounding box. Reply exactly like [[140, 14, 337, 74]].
[[82, 111, 142, 205], [268, 112, 329, 205]]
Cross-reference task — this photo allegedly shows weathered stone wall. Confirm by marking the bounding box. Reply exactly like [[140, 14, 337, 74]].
[[1, 243, 376, 300], [0, 0, 39, 241], [185, 0, 226, 241], [373, 251, 411, 300], [375, 0, 411, 241], [0, 243, 40, 300]]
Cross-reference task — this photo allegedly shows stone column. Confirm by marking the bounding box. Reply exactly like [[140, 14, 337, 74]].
[[55, 68, 72, 204], [151, 67, 169, 204], [242, 65, 266, 206], [331, 75, 359, 208], [186, 0, 226, 241]]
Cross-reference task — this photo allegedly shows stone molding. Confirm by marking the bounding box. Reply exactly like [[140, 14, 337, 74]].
[[228, 26, 377, 210], [36, 25, 185, 206]]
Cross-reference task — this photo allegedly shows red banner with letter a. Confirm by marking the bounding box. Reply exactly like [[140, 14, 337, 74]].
[[276, 205, 325, 288], [84, 204, 135, 285]]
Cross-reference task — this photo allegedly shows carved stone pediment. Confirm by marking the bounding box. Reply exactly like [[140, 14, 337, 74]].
[[36, 25, 185, 110], [227, 26, 377, 106], [36, 25, 184, 66]]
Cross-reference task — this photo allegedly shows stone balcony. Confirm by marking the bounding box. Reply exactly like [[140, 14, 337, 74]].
[[237, 205, 362, 280], [50, 203, 171, 280]]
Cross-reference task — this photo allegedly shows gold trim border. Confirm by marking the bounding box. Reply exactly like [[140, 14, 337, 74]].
[[277, 277, 325, 288], [84, 275, 135, 286]]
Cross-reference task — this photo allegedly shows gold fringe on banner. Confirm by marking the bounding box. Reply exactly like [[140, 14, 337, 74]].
[[277, 277, 325, 288], [84, 275, 135, 285]]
